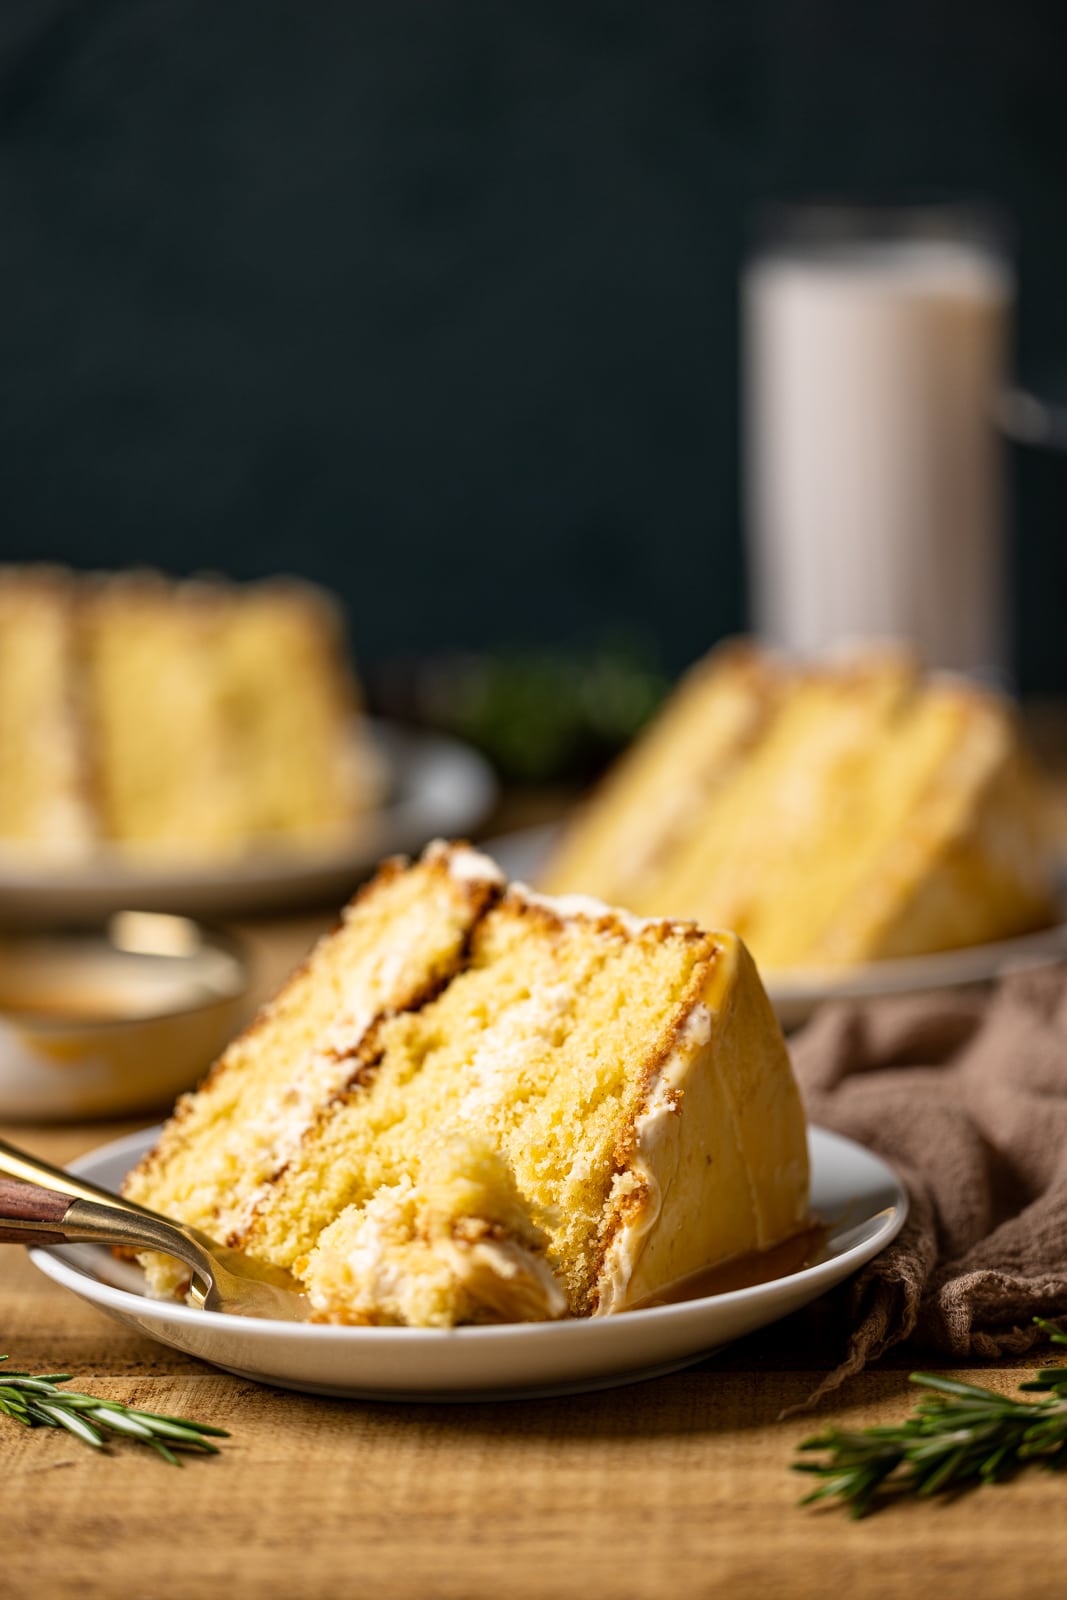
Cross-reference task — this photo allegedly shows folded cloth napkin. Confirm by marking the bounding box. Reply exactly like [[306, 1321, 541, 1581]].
[[790, 962, 1067, 1407]]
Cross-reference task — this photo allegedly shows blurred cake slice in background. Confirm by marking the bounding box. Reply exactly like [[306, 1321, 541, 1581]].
[[542, 642, 1058, 971], [124, 840, 810, 1327], [0, 566, 380, 863], [82, 573, 243, 857], [540, 641, 780, 911], [0, 567, 94, 859]]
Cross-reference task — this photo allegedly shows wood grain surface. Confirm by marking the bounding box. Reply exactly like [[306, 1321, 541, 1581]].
[[4, 909, 1067, 1599]]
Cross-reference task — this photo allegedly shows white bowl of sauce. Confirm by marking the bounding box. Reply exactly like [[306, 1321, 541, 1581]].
[[0, 913, 248, 1121]]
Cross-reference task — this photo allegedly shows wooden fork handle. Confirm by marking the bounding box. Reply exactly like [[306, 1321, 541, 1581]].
[[0, 1176, 76, 1245]]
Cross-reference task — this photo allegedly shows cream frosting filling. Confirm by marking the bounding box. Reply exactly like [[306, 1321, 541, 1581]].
[[220, 845, 506, 1242], [426, 838, 505, 884], [511, 883, 684, 936], [435, 1236, 568, 1322]]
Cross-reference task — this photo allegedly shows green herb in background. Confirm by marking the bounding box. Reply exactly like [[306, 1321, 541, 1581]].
[[0, 1355, 228, 1464], [386, 640, 670, 785], [795, 1318, 1067, 1517]]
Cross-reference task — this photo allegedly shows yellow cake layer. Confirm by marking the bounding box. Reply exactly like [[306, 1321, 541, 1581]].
[[249, 893, 715, 1310], [209, 579, 373, 841], [540, 642, 778, 907], [126, 843, 810, 1327], [83, 575, 240, 854], [787, 683, 1053, 963], [0, 566, 374, 861], [124, 843, 504, 1296], [0, 570, 92, 856], [543, 643, 1057, 971]]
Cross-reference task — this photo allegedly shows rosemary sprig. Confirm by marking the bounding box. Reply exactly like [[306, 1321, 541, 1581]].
[[795, 1318, 1067, 1517], [0, 1355, 228, 1465]]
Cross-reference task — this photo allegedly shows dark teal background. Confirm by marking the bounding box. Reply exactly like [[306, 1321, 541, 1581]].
[[2, 1, 1066, 684]]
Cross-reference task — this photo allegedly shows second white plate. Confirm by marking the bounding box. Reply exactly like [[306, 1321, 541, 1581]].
[[0, 722, 497, 925], [488, 824, 1067, 1029], [30, 1124, 905, 1402]]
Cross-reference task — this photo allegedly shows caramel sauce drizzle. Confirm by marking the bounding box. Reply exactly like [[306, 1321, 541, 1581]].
[[627, 1221, 829, 1310]]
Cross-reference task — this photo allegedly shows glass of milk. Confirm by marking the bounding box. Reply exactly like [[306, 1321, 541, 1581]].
[[743, 205, 1015, 680]]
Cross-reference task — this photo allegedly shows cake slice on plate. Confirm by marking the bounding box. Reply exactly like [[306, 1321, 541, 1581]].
[[81, 571, 377, 858], [125, 841, 810, 1326], [543, 643, 1057, 971], [0, 565, 378, 863]]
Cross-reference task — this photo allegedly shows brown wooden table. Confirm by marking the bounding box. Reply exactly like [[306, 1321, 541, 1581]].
[[5, 902, 1067, 1600]]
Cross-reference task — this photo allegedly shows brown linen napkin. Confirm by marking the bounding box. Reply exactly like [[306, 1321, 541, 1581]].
[[789, 962, 1067, 1408]]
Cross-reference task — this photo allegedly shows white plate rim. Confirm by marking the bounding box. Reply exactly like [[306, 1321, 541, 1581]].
[[29, 1124, 906, 1390], [0, 722, 497, 920]]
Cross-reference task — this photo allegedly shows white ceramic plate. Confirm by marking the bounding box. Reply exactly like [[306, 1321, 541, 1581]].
[[30, 1124, 905, 1402], [0, 722, 497, 925], [488, 824, 1067, 1030]]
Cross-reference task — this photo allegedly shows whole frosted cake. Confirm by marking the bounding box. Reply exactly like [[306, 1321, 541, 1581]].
[[124, 841, 810, 1326], [543, 642, 1057, 970]]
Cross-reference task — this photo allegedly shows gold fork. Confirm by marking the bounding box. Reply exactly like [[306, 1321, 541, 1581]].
[[0, 1136, 308, 1322]]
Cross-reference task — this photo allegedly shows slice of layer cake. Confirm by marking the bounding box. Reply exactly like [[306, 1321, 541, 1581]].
[[81, 571, 376, 859], [0, 565, 378, 862], [124, 841, 810, 1326], [543, 643, 1057, 971]]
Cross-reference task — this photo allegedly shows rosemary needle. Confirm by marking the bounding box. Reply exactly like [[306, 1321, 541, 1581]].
[[795, 1318, 1067, 1517], [0, 1356, 228, 1464]]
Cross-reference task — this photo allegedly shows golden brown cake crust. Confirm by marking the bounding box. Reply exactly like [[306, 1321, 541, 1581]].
[[588, 940, 725, 1301]]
